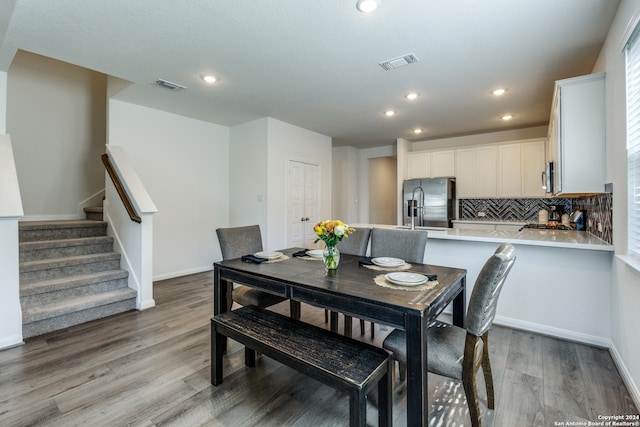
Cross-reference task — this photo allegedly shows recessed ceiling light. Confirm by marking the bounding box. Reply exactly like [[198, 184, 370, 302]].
[[384, 110, 395, 117], [413, 128, 423, 134], [492, 88, 507, 96], [356, 0, 380, 13], [202, 75, 217, 84], [406, 93, 419, 100], [501, 114, 513, 121]]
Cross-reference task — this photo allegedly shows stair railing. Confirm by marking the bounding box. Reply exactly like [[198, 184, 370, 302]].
[[101, 153, 142, 223]]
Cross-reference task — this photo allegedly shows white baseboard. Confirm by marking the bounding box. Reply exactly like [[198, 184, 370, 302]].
[[138, 298, 156, 311], [493, 315, 610, 348], [0, 334, 24, 350], [153, 266, 213, 282], [608, 343, 640, 411]]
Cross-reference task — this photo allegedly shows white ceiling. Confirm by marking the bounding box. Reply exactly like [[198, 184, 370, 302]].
[[0, 0, 620, 148]]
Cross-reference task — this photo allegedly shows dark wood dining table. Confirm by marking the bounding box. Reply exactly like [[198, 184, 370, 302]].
[[213, 248, 467, 427]]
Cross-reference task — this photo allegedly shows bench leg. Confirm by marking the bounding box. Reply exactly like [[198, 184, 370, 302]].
[[245, 347, 256, 367], [349, 390, 367, 427], [344, 315, 353, 337], [378, 368, 392, 427], [211, 322, 225, 386]]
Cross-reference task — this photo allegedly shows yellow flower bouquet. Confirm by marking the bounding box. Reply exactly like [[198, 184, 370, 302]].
[[313, 220, 355, 269]]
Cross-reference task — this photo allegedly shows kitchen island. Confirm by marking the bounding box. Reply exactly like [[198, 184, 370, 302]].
[[354, 224, 613, 346]]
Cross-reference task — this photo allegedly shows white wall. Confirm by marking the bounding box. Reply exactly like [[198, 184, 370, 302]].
[[368, 157, 397, 225], [411, 125, 548, 151], [0, 71, 6, 133], [108, 99, 229, 280], [229, 118, 269, 236], [332, 145, 360, 223], [592, 0, 640, 405], [267, 118, 332, 250], [7, 51, 107, 219], [357, 145, 396, 224]]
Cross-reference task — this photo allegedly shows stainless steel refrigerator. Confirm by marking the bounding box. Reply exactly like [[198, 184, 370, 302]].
[[402, 177, 456, 228]]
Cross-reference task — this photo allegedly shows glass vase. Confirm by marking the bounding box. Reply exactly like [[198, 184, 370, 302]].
[[323, 245, 340, 270]]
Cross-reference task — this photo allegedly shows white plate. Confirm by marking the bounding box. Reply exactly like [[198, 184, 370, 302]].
[[306, 249, 324, 259], [385, 272, 428, 286], [372, 257, 405, 267], [254, 251, 283, 260]]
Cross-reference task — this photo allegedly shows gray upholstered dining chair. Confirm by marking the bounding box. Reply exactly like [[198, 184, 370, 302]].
[[382, 243, 516, 427], [370, 228, 429, 264], [216, 225, 300, 319], [365, 228, 429, 339], [334, 227, 372, 337]]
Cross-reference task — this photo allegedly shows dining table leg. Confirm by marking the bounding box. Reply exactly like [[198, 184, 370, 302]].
[[405, 313, 429, 427], [452, 276, 466, 328]]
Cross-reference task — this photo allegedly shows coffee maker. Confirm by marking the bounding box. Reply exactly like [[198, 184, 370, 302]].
[[548, 205, 564, 227]]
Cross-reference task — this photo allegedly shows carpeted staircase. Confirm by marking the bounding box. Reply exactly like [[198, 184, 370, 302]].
[[19, 219, 136, 338]]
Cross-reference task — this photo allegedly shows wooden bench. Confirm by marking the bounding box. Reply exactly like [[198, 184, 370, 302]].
[[211, 305, 392, 427]]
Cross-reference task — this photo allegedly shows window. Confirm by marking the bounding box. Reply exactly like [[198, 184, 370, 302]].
[[627, 22, 640, 256]]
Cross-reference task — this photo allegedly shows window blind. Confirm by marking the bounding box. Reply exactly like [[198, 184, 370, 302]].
[[627, 23, 640, 255]]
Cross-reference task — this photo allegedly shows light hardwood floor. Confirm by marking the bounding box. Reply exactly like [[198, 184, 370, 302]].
[[0, 271, 637, 426]]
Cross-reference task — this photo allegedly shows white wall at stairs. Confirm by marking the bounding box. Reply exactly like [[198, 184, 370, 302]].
[[108, 99, 230, 280], [7, 51, 107, 220]]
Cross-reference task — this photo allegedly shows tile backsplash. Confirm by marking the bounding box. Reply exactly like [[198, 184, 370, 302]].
[[458, 193, 612, 244]]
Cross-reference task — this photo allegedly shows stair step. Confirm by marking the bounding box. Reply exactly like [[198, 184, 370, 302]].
[[19, 236, 114, 262], [84, 206, 104, 221], [22, 289, 137, 338], [20, 252, 121, 284], [19, 219, 137, 339], [19, 220, 107, 242], [21, 270, 129, 307]]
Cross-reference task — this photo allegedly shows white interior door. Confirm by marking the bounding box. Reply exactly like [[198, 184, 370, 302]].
[[287, 160, 320, 248]]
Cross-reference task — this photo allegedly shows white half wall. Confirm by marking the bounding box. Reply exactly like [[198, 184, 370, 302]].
[[7, 51, 107, 220], [108, 99, 229, 280]]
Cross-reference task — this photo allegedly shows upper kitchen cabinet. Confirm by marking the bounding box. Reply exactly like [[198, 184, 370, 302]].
[[407, 149, 455, 179], [498, 140, 546, 197], [549, 73, 606, 194], [455, 145, 497, 198]]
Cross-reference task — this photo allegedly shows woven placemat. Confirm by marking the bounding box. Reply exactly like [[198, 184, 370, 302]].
[[362, 263, 412, 272], [374, 274, 438, 291], [265, 255, 290, 264], [294, 255, 323, 261]]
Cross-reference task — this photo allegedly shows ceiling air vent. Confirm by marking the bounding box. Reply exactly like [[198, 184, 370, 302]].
[[379, 53, 419, 71], [153, 79, 187, 91]]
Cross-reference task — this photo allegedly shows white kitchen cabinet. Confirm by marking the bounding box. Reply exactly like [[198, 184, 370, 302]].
[[454, 146, 497, 198], [430, 150, 455, 177], [498, 144, 522, 197], [550, 73, 605, 194], [454, 148, 475, 198], [407, 150, 454, 179], [521, 140, 546, 197], [498, 140, 546, 197], [407, 152, 431, 179], [475, 146, 497, 197]]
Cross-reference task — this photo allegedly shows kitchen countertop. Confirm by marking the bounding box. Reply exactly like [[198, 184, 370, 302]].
[[353, 223, 614, 252]]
